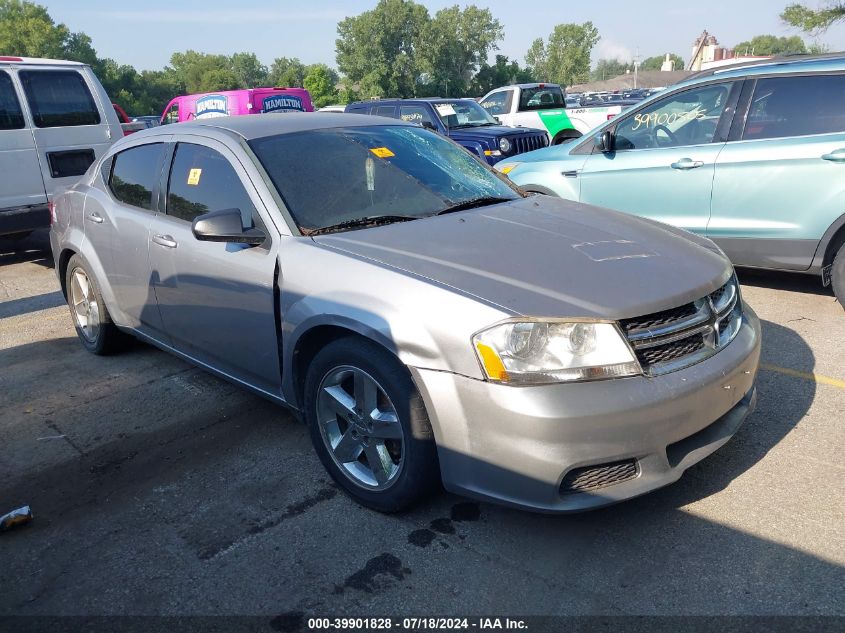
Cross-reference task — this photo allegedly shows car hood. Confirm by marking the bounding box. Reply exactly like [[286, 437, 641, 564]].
[[313, 196, 731, 320]]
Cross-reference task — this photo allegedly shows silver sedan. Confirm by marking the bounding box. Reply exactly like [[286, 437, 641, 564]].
[[50, 113, 761, 513]]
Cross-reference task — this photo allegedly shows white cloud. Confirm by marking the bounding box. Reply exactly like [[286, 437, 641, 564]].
[[87, 8, 346, 24], [595, 39, 633, 64]]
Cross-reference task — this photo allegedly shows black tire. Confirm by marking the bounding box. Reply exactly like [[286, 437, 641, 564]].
[[303, 336, 440, 512], [553, 131, 581, 145], [65, 254, 129, 355], [832, 243, 845, 310]]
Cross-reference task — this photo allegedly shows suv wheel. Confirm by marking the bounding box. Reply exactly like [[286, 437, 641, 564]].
[[832, 243, 845, 309], [65, 254, 128, 354], [304, 337, 440, 512]]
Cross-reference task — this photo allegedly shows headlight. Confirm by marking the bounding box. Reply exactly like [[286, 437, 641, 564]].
[[473, 319, 641, 385], [499, 137, 512, 153]]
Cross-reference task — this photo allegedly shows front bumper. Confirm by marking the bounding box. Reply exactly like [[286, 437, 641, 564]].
[[410, 305, 761, 512]]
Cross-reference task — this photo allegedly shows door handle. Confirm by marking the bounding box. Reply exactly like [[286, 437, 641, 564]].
[[671, 158, 705, 170], [152, 234, 177, 249], [87, 212, 104, 224], [821, 149, 845, 163]]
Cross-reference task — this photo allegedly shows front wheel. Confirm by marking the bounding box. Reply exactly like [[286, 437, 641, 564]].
[[303, 337, 440, 512], [832, 243, 845, 310]]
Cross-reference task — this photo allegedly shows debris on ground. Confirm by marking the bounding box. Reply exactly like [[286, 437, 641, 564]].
[[0, 506, 33, 532]]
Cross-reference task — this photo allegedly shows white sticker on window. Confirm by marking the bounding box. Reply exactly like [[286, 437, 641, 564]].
[[366, 157, 375, 191], [435, 104, 456, 116]]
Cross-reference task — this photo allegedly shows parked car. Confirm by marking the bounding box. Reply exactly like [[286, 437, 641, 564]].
[[318, 105, 346, 113], [50, 113, 760, 513], [0, 56, 123, 238], [160, 87, 314, 124], [112, 103, 145, 135], [496, 55, 845, 307], [478, 83, 622, 145], [345, 98, 548, 165]]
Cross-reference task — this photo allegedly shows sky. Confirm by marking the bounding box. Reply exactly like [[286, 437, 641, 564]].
[[44, 0, 845, 72]]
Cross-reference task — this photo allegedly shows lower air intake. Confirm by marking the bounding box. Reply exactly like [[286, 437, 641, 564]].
[[559, 459, 639, 496]]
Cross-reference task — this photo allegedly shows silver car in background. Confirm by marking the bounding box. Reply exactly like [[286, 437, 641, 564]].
[[50, 114, 761, 513]]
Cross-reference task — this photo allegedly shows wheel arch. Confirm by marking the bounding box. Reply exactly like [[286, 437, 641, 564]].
[[552, 129, 582, 145], [57, 247, 77, 300], [810, 211, 845, 279]]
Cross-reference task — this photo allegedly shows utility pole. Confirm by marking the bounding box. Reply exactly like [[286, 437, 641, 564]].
[[633, 47, 641, 89]]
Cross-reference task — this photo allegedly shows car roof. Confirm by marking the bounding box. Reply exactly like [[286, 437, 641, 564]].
[[129, 112, 413, 142], [679, 53, 845, 88], [0, 56, 87, 67]]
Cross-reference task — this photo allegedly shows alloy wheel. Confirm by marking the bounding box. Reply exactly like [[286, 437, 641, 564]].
[[69, 267, 100, 343]]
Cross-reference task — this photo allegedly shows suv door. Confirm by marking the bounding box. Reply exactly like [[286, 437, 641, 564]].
[[149, 139, 280, 394], [578, 80, 740, 233], [18, 68, 116, 199], [0, 70, 44, 216], [709, 73, 845, 270]]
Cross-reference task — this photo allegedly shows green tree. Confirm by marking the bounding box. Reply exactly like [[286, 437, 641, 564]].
[[782, 1, 845, 33], [525, 22, 600, 87], [0, 0, 96, 61], [639, 53, 684, 71], [418, 5, 503, 97], [303, 63, 340, 107], [231, 52, 268, 88], [590, 58, 630, 81], [169, 50, 238, 93], [268, 56, 307, 87], [336, 0, 429, 98], [733, 34, 807, 56], [471, 54, 534, 95]]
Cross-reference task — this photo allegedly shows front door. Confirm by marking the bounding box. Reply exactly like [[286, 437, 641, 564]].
[[709, 73, 845, 270], [148, 139, 280, 394], [578, 81, 740, 234], [0, 70, 45, 212]]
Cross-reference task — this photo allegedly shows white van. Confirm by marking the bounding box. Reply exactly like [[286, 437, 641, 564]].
[[0, 57, 122, 237]]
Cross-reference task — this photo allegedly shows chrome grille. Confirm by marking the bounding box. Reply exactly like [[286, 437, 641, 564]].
[[511, 133, 549, 156], [620, 275, 743, 375]]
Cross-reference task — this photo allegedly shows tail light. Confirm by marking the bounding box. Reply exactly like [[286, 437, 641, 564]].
[[48, 200, 57, 225]]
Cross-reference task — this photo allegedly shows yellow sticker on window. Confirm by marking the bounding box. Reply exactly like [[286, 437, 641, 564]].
[[370, 147, 395, 158], [187, 168, 202, 186]]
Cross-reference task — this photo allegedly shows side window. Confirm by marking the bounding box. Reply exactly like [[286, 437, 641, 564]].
[[399, 105, 435, 126], [167, 143, 259, 228], [109, 144, 166, 210], [0, 71, 25, 130], [743, 75, 845, 141], [479, 91, 511, 116], [614, 82, 736, 151], [19, 70, 101, 128], [373, 105, 397, 118]]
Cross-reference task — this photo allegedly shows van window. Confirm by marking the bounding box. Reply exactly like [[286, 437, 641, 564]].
[[19, 70, 101, 128], [743, 74, 845, 140], [109, 144, 166, 210], [166, 143, 258, 227], [0, 71, 25, 130]]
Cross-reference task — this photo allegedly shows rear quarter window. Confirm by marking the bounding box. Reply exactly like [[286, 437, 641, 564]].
[[19, 70, 101, 128], [0, 71, 25, 130]]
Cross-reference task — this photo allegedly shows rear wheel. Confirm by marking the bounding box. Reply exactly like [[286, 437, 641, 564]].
[[304, 337, 440, 512], [832, 243, 845, 310], [65, 254, 128, 354]]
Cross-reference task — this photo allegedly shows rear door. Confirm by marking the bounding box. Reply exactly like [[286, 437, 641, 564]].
[[0, 69, 44, 211], [18, 67, 117, 198], [578, 80, 740, 233], [148, 138, 280, 394], [709, 73, 845, 270]]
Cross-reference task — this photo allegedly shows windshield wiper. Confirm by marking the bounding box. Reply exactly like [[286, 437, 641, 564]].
[[435, 196, 516, 216], [305, 215, 418, 236]]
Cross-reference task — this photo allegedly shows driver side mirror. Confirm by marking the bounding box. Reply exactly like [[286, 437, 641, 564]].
[[594, 129, 615, 153], [192, 208, 266, 246]]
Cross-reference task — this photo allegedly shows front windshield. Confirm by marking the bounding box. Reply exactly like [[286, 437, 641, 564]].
[[520, 86, 565, 110], [249, 125, 520, 234], [433, 100, 498, 128]]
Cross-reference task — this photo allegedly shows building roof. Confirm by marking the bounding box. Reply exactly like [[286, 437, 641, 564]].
[[568, 70, 694, 93]]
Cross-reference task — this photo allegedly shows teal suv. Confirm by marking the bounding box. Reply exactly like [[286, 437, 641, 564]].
[[498, 55, 845, 307]]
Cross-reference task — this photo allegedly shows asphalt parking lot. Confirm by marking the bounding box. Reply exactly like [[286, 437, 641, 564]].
[[1, 229, 843, 620]]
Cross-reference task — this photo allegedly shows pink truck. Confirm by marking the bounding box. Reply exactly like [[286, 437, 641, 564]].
[[160, 87, 314, 124]]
